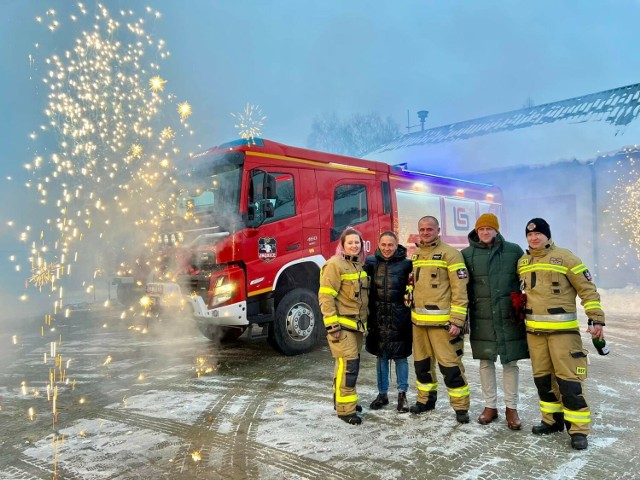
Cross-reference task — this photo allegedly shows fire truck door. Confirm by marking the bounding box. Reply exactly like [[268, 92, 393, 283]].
[[317, 173, 379, 258], [245, 168, 303, 296]]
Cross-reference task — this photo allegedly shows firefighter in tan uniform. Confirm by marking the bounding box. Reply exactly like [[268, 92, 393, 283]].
[[518, 218, 605, 450], [409, 216, 471, 423], [319, 228, 369, 425]]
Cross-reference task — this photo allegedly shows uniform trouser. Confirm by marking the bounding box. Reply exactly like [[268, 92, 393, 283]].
[[327, 329, 363, 417], [527, 332, 591, 436], [479, 359, 520, 409], [413, 325, 470, 411]]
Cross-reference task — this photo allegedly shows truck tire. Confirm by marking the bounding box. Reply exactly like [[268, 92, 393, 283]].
[[269, 288, 321, 355]]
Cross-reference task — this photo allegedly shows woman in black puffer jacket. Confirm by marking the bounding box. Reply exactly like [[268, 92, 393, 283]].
[[365, 231, 413, 413]]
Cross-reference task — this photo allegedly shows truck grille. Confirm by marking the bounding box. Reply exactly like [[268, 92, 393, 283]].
[[176, 274, 211, 302]]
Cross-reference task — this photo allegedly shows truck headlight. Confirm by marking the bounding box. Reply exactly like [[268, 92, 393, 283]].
[[210, 276, 236, 307]]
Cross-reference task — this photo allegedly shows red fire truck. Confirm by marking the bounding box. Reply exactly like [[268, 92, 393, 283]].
[[145, 138, 503, 355]]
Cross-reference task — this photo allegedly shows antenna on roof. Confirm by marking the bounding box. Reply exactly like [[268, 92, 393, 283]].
[[406, 110, 430, 133]]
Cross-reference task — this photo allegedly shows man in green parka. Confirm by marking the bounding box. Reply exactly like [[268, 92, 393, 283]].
[[462, 213, 528, 430]]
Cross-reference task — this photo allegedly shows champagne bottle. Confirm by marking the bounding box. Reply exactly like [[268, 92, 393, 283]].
[[588, 320, 610, 355]]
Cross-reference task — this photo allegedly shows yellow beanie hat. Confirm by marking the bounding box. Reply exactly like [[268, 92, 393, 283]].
[[475, 213, 499, 231]]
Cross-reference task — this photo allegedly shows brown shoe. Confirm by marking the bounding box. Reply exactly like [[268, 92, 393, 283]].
[[477, 407, 498, 425], [397, 392, 409, 413], [506, 407, 522, 430]]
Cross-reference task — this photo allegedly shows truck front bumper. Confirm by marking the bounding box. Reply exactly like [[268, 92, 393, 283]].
[[187, 295, 249, 327], [146, 282, 249, 327]]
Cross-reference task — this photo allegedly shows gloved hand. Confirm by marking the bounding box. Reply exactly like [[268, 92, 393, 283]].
[[510, 292, 527, 324], [404, 273, 414, 308]]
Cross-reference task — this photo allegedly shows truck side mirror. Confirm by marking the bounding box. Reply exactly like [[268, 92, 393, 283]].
[[264, 174, 277, 200], [263, 200, 274, 218]]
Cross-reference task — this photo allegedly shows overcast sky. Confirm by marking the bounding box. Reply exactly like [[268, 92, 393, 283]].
[[2, 0, 640, 175]]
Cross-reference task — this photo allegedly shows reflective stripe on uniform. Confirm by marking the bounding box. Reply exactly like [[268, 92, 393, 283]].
[[526, 313, 577, 322], [323, 315, 360, 330], [540, 400, 563, 414], [319, 286, 338, 297], [335, 357, 357, 404], [526, 319, 580, 330], [413, 260, 447, 268], [324, 315, 338, 325], [570, 263, 588, 274], [414, 307, 450, 315], [412, 310, 451, 323], [519, 263, 569, 275], [448, 385, 470, 398], [451, 305, 468, 316], [416, 380, 438, 392], [448, 262, 466, 272], [526, 312, 579, 330], [584, 300, 602, 311], [340, 271, 367, 281], [563, 408, 591, 424]]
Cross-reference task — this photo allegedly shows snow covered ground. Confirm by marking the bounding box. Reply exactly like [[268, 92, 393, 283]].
[[598, 285, 640, 314], [0, 286, 637, 479]]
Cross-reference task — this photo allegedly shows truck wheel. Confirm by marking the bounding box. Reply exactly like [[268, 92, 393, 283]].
[[269, 288, 321, 355]]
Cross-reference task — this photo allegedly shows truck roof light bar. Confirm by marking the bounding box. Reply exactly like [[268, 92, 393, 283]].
[[392, 164, 494, 187]]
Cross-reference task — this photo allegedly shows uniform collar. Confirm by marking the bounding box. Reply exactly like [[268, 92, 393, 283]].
[[526, 239, 555, 257], [418, 236, 441, 249]]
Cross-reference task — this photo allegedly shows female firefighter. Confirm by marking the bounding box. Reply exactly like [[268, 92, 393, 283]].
[[319, 227, 370, 425]]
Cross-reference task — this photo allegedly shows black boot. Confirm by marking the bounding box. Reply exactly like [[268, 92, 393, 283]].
[[397, 392, 409, 413], [409, 401, 435, 415], [370, 393, 389, 410], [532, 421, 564, 435], [570, 434, 588, 450], [339, 414, 362, 425], [455, 410, 470, 424]]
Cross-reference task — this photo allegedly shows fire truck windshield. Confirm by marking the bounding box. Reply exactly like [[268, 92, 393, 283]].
[[159, 152, 243, 236]]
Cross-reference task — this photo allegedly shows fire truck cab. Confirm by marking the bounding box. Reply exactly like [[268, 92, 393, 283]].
[[147, 138, 503, 355]]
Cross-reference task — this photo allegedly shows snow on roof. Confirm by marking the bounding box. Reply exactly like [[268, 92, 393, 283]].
[[371, 82, 640, 155], [366, 83, 640, 176]]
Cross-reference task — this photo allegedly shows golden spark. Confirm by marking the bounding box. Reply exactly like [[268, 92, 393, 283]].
[[160, 127, 175, 141], [231, 103, 266, 145], [129, 144, 143, 158], [29, 261, 62, 288], [177, 102, 192, 120], [149, 75, 167, 92]]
